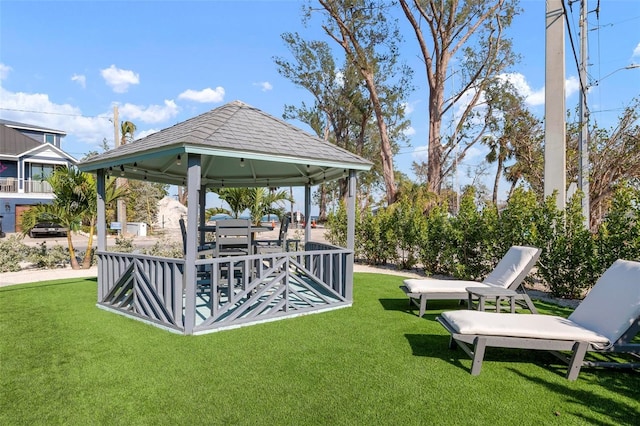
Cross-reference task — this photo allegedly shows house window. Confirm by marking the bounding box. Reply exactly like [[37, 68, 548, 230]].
[[30, 163, 55, 181], [45, 133, 55, 145]]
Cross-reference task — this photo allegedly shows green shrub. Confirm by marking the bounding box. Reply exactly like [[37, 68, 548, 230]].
[[450, 188, 498, 280], [28, 242, 70, 269], [323, 184, 638, 298], [114, 235, 135, 253], [325, 201, 347, 248], [595, 183, 640, 272], [418, 202, 454, 276], [144, 238, 183, 259], [534, 192, 595, 298], [0, 235, 30, 272], [497, 187, 539, 250]]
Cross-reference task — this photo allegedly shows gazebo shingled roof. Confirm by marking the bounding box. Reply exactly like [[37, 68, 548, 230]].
[[79, 100, 372, 187]]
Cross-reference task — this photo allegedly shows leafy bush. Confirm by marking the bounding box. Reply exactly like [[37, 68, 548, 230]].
[[325, 183, 639, 299], [144, 238, 183, 259], [114, 235, 135, 253], [595, 183, 640, 272], [0, 235, 30, 272], [28, 242, 70, 269], [534, 193, 596, 298]]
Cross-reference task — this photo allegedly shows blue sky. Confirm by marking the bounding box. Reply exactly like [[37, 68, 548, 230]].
[[1, 0, 639, 210]]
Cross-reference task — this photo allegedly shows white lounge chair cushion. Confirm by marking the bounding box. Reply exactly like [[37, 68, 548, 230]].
[[404, 279, 487, 294], [403, 246, 540, 294], [569, 259, 640, 344], [482, 246, 540, 288], [441, 310, 610, 345]]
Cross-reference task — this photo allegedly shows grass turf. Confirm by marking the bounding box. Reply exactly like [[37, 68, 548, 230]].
[[1, 273, 638, 425]]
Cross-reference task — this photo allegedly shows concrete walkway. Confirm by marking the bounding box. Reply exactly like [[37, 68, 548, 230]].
[[0, 266, 98, 287], [0, 263, 423, 288]]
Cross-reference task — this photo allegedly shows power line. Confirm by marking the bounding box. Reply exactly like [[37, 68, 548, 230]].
[[0, 107, 110, 120], [562, 0, 590, 112]]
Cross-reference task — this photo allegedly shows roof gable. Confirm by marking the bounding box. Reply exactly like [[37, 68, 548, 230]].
[[0, 124, 42, 155]]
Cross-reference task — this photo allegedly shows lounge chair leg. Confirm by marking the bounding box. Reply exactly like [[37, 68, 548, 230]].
[[566, 341, 588, 381], [471, 337, 487, 376], [448, 336, 457, 350], [523, 294, 538, 314], [419, 296, 427, 318]]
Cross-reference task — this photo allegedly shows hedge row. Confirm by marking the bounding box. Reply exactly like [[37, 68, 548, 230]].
[[325, 185, 640, 298]]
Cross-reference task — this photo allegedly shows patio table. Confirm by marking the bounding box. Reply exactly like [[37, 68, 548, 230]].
[[466, 286, 518, 313]]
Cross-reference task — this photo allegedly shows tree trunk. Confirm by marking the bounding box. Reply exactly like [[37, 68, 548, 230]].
[[362, 71, 397, 205], [318, 183, 328, 222], [67, 232, 80, 270], [81, 218, 95, 269]]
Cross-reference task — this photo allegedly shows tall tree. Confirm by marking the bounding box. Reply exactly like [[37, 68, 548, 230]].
[[312, 0, 413, 204], [399, 0, 519, 193], [570, 98, 640, 229], [126, 180, 168, 227], [275, 32, 381, 207], [483, 77, 540, 204]]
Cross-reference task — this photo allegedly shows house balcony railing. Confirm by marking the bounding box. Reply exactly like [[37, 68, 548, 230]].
[[0, 178, 53, 194]]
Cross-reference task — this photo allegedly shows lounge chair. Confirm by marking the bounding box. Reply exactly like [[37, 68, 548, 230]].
[[436, 259, 640, 380], [400, 246, 541, 317]]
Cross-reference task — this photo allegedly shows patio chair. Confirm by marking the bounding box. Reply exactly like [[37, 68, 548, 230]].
[[436, 259, 640, 380], [178, 218, 215, 257], [215, 219, 252, 257], [253, 217, 299, 254], [400, 246, 541, 317]]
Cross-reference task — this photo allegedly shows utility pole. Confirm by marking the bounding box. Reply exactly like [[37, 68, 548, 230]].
[[578, 0, 590, 228], [114, 105, 127, 235], [544, 0, 567, 211]]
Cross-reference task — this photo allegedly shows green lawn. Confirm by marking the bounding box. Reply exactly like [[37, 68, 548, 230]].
[[1, 273, 638, 425]]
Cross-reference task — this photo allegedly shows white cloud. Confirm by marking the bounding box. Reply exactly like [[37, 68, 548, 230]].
[[402, 101, 417, 115], [633, 42, 640, 58], [0, 63, 11, 80], [136, 128, 159, 139], [71, 73, 86, 88], [100, 64, 140, 93], [119, 99, 179, 124], [178, 87, 225, 103], [253, 81, 273, 92], [565, 75, 580, 98], [0, 87, 112, 148], [411, 145, 428, 162], [403, 126, 416, 137], [499, 73, 545, 106]]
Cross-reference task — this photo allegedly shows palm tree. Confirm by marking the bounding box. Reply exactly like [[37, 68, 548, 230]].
[[213, 187, 293, 224], [81, 175, 126, 268], [21, 167, 91, 269], [21, 167, 126, 269], [215, 187, 251, 218], [246, 187, 292, 225], [120, 121, 137, 145]]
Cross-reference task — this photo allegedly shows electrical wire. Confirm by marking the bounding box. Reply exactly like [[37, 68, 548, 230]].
[[0, 107, 110, 120]]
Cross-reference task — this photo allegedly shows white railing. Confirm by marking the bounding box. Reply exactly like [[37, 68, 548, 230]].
[[0, 178, 54, 193]]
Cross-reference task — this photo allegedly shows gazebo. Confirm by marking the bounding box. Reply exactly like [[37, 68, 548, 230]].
[[78, 100, 372, 335]]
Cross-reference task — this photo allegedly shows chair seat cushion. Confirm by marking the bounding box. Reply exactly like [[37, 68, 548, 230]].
[[404, 278, 488, 294], [441, 310, 610, 344]]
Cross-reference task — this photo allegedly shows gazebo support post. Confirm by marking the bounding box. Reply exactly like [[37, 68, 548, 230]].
[[198, 184, 207, 247], [184, 153, 201, 335], [96, 168, 107, 301], [304, 184, 311, 245], [345, 169, 356, 301]]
